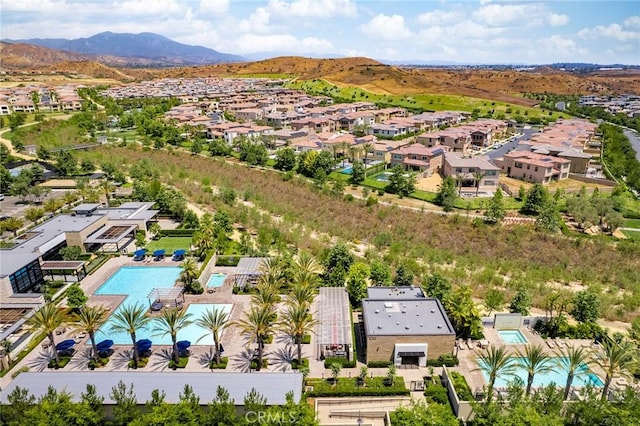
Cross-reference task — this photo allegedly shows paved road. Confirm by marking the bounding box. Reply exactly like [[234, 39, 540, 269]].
[[481, 127, 540, 161], [623, 129, 640, 162]]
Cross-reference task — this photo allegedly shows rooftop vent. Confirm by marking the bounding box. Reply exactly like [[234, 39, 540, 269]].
[[375, 309, 380, 314], [420, 323, 423, 327], [384, 302, 393, 309], [438, 324, 443, 329], [396, 322, 400, 325], [430, 309, 436, 313], [377, 325, 383, 329], [405, 325, 410, 330]]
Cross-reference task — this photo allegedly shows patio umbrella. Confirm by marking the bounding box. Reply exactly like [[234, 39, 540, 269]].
[[177, 340, 191, 351], [153, 249, 165, 257], [173, 249, 186, 257], [55, 339, 76, 351], [134, 249, 146, 257], [136, 339, 152, 352], [96, 339, 114, 352]]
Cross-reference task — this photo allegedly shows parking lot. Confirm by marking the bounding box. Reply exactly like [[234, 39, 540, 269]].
[[0, 190, 69, 220]]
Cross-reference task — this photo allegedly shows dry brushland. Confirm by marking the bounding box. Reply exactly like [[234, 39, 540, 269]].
[[78, 145, 640, 322]]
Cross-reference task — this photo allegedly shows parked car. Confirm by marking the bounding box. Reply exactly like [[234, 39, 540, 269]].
[[0, 194, 5, 201]]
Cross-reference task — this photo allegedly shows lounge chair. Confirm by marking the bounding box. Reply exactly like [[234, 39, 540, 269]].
[[457, 338, 465, 350], [466, 338, 475, 350], [545, 339, 556, 349], [555, 338, 566, 348]]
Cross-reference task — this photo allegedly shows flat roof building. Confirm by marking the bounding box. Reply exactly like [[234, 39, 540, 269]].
[[361, 287, 455, 367]]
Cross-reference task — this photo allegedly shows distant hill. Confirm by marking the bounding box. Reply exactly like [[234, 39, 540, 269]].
[[5, 32, 245, 66], [0, 41, 91, 69]]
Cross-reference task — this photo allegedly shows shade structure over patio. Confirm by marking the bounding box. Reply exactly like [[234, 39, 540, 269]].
[[177, 340, 191, 351], [56, 339, 76, 351], [173, 249, 186, 256], [136, 339, 152, 352], [96, 339, 114, 352], [153, 249, 165, 258]]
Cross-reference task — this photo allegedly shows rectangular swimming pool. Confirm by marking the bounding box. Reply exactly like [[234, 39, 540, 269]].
[[498, 329, 528, 344], [206, 273, 227, 288], [95, 266, 233, 345], [480, 357, 604, 389]]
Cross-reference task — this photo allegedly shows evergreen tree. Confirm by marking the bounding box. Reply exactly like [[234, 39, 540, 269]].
[[435, 176, 458, 211]]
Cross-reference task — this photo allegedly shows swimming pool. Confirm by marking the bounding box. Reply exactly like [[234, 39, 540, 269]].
[[376, 172, 392, 182], [95, 266, 233, 345], [206, 273, 227, 288], [480, 357, 604, 388], [341, 167, 353, 174], [498, 329, 528, 344]]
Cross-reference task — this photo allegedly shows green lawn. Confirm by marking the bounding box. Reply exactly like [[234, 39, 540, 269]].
[[145, 237, 192, 254], [623, 218, 640, 229], [621, 230, 640, 241]]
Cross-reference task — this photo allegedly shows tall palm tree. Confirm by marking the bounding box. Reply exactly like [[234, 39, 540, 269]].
[[153, 307, 193, 364], [556, 345, 592, 400], [278, 302, 318, 363], [474, 345, 517, 403], [109, 303, 150, 368], [234, 304, 277, 371], [287, 283, 316, 310], [26, 303, 66, 367], [252, 283, 281, 308], [1, 339, 13, 365], [473, 170, 485, 197], [516, 344, 555, 396], [593, 339, 637, 400], [195, 307, 229, 364], [179, 257, 199, 286], [292, 252, 322, 288], [72, 305, 108, 363], [98, 179, 115, 207]]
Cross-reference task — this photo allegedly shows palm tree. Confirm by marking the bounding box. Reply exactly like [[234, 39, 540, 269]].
[[109, 303, 150, 368], [234, 304, 277, 370], [72, 305, 108, 363], [361, 141, 374, 173], [1, 339, 13, 365], [292, 251, 322, 288], [2, 217, 24, 237], [330, 362, 342, 385], [195, 307, 229, 364], [278, 302, 318, 363], [179, 257, 199, 286], [153, 307, 193, 364], [474, 345, 517, 403], [516, 344, 554, 396], [287, 282, 316, 310], [252, 283, 281, 308], [472, 170, 485, 197], [98, 179, 115, 207], [556, 345, 592, 400], [593, 339, 637, 400], [455, 174, 466, 196], [26, 303, 66, 367]]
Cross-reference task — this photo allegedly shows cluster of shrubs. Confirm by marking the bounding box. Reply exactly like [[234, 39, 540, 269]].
[[323, 356, 356, 369], [426, 354, 459, 367]]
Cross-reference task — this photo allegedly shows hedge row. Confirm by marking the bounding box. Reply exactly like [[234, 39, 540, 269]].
[[323, 357, 356, 369], [159, 229, 196, 237], [426, 354, 459, 367]]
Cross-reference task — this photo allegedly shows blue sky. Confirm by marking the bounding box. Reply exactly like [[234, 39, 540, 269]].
[[1, 0, 639, 64]]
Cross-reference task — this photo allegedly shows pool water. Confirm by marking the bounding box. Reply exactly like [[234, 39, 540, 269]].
[[341, 167, 353, 174], [498, 329, 528, 344], [480, 357, 604, 388], [206, 273, 227, 287], [376, 172, 392, 182], [95, 266, 233, 345]]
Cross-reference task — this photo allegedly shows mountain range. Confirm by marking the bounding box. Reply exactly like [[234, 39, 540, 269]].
[[4, 32, 244, 66]]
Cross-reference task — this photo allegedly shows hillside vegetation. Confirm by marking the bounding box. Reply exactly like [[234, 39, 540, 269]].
[[79, 145, 640, 321]]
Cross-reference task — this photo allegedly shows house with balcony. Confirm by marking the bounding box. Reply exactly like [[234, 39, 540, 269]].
[[442, 153, 501, 194], [417, 129, 472, 154], [389, 144, 447, 176], [494, 152, 570, 184]]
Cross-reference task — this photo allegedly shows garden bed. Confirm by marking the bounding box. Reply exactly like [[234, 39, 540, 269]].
[[305, 377, 409, 397], [209, 357, 229, 369]]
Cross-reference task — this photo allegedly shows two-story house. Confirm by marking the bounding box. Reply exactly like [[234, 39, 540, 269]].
[[494, 152, 570, 184], [442, 153, 501, 194], [389, 144, 448, 176]]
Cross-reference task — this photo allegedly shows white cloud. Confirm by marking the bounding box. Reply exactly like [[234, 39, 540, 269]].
[[579, 23, 640, 42], [624, 16, 640, 29], [239, 7, 272, 34], [267, 0, 357, 19], [198, 0, 229, 15], [233, 33, 333, 54], [416, 10, 461, 26], [548, 13, 569, 27], [474, 3, 547, 27], [360, 14, 413, 41]]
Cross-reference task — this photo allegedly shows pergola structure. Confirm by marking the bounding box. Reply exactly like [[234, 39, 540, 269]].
[[84, 225, 137, 252], [233, 257, 268, 289], [316, 287, 353, 360], [40, 260, 87, 282], [147, 287, 185, 310]]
